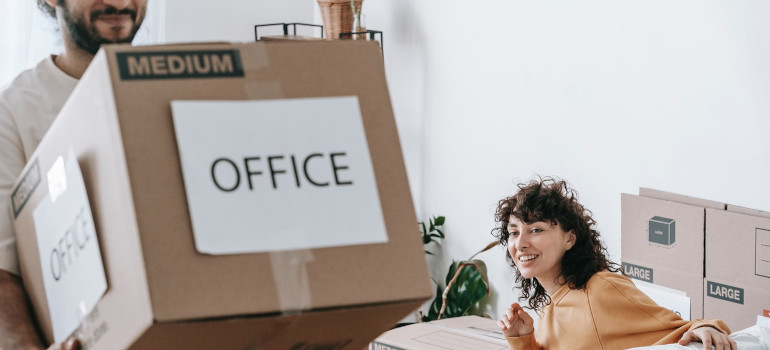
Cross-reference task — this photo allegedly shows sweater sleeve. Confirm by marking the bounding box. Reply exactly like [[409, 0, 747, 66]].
[[506, 332, 541, 350], [652, 319, 731, 345], [589, 272, 730, 349]]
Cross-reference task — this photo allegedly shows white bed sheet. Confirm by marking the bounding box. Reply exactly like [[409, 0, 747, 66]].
[[626, 316, 770, 350]]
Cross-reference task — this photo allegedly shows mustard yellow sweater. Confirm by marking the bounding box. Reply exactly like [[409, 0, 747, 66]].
[[506, 271, 730, 350]]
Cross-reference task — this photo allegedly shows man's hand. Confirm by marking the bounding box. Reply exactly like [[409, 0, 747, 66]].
[[498, 302, 535, 338], [0, 270, 46, 349], [46, 339, 81, 350], [678, 326, 737, 350]]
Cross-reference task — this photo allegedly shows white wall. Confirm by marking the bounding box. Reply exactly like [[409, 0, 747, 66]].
[[153, 0, 770, 322], [365, 0, 770, 321], [164, 0, 314, 43]]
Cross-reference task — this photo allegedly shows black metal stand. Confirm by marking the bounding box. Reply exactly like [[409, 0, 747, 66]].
[[254, 23, 383, 57], [338, 29, 383, 53], [254, 23, 323, 41]]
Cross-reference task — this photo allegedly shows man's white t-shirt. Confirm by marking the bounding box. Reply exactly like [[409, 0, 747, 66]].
[[0, 56, 78, 275]]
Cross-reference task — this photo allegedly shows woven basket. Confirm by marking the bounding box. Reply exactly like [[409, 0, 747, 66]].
[[317, 0, 363, 39]]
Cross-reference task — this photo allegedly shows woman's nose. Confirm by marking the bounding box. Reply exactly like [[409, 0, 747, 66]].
[[515, 234, 529, 251]]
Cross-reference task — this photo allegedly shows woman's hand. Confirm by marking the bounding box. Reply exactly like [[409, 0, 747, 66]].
[[498, 302, 534, 338], [678, 326, 736, 350]]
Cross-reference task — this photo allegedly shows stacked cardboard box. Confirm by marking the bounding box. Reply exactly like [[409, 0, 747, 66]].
[[704, 206, 770, 330], [622, 188, 770, 330], [621, 188, 725, 319], [11, 41, 432, 349]]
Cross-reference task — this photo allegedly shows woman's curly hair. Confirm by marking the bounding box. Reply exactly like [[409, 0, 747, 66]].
[[491, 176, 619, 311]]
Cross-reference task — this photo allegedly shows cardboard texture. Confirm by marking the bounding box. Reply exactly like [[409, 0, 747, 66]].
[[369, 316, 508, 350], [12, 41, 431, 349], [703, 276, 770, 331], [704, 208, 770, 330], [637, 188, 725, 210], [622, 257, 703, 319], [621, 193, 707, 276], [726, 204, 770, 219], [706, 208, 770, 289], [624, 188, 770, 330], [621, 192, 714, 318]]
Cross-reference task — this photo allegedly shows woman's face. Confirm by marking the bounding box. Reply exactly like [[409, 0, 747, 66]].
[[507, 215, 576, 283]]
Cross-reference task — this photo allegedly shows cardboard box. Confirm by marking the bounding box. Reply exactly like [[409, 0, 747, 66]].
[[632, 279, 692, 320], [369, 316, 508, 350], [621, 257, 701, 319], [704, 208, 770, 330], [621, 192, 722, 318], [706, 208, 770, 289], [703, 276, 770, 331], [12, 41, 432, 349]]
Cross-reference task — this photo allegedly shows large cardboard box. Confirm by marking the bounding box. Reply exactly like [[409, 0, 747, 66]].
[[621, 190, 724, 319], [704, 208, 770, 330], [11, 41, 432, 349], [369, 316, 508, 350]]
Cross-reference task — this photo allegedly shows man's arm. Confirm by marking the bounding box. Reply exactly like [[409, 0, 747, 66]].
[[0, 269, 46, 350]]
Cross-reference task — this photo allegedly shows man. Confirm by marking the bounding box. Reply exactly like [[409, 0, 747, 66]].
[[0, 0, 146, 348]]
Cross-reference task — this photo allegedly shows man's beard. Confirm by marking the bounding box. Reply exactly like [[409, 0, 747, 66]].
[[60, 0, 142, 55]]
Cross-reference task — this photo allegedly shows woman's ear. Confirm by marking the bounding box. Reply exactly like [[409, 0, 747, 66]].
[[565, 231, 577, 250]]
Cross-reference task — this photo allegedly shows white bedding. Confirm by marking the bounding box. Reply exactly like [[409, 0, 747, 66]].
[[627, 316, 770, 350]]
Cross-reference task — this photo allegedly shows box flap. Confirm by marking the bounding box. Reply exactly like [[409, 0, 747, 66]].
[[638, 188, 725, 210], [726, 204, 770, 219]]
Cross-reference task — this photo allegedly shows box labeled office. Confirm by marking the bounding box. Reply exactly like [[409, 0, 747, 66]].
[[12, 41, 432, 349]]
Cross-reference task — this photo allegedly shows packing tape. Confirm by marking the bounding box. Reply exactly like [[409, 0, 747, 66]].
[[269, 250, 314, 313], [243, 44, 284, 100], [243, 81, 285, 100]]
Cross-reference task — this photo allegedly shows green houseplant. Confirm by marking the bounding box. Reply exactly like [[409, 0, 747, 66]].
[[419, 216, 498, 321]]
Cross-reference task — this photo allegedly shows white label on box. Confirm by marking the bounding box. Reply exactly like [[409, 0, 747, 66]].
[[171, 97, 388, 254], [633, 279, 690, 320], [32, 150, 107, 342]]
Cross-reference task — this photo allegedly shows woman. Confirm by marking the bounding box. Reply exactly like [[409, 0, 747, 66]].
[[493, 177, 736, 350]]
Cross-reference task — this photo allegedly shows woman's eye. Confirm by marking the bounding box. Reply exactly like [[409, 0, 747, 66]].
[[531, 228, 543, 233], [509, 231, 519, 237]]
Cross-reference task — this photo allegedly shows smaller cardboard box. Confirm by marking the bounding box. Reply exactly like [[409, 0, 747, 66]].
[[369, 316, 508, 350], [703, 276, 770, 331]]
